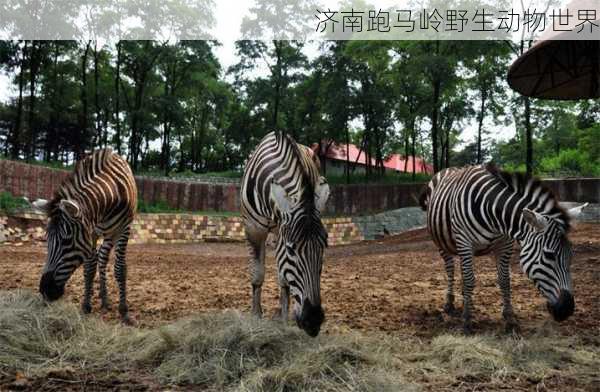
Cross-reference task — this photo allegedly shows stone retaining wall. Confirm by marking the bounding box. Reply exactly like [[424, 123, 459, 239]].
[[1, 203, 595, 248], [0, 211, 367, 247]]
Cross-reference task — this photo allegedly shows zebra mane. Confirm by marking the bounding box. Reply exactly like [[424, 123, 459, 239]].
[[280, 133, 328, 246], [47, 149, 114, 217], [485, 163, 570, 231], [280, 133, 317, 206]]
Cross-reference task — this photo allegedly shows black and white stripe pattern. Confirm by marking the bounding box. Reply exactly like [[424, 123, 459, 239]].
[[421, 164, 583, 331], [34, 149, 137, 324], [241, 132, 329, 337]]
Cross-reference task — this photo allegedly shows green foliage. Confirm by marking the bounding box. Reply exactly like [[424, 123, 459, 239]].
[[137, 199, 176, 214], [326, 172, 431, 185], [136, 198, 239, 216], [0, 192, 29, 213], [577, 124, 600, 162], [0, 37, 596, 179], [540, 149, 600, 177]]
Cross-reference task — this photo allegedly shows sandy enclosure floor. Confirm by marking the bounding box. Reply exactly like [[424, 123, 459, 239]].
[[0, 223, 599, 338]]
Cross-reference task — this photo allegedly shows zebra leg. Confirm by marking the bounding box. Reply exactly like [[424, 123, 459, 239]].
[[457, 241, 475, 334], [81, 254, 98, 314], [114, 228, 133, 325], [273, 278, 290, 322], [97, 238, 114, 311], [494, 242, 519, 332], [247, 230, 267, 318], [440, 250, 457, 315]]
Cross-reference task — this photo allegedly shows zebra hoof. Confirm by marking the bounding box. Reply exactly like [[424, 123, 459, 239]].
[[100, 303, 112, 312], [271, 308, 288, 322], [443, 303, 459, 317], [81, 303, 92, 314], [121, 315, 136, 326], [462, 322, 474, 335], [504, 320, 521, 334], [251, 306, 263, 319]]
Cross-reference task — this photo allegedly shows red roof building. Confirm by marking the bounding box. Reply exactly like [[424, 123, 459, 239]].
[[312, 141, 433, 175]]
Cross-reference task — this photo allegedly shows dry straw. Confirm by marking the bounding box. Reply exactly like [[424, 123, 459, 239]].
[[0, 290, 598, 390]]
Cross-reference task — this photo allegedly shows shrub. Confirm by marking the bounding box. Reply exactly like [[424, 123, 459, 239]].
[[540, 149, 600, 177], [0, 192, 29, 214], [137, 199, 176, 214]]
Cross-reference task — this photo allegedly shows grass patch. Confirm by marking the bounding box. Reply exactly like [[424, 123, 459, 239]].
[[325, 172, 430, 185], [136, 169, 243, 180], [0, 290, 598, 390], [136, 199, 239, 216], [0, 192, 29, 214]]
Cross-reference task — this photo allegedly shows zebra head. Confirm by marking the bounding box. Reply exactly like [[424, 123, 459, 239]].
[[520, 204, 587, 322], [270, 181, 329, 337], [33, 198, 94, 301]]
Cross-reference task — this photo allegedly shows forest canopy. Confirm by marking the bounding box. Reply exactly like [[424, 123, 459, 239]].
[[0, 39, 598, 180]]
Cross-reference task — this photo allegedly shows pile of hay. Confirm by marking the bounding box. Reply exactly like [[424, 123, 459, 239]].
[[0, 290, 598, 391]]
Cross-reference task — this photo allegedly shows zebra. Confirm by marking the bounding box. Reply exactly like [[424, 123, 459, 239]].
[[241, 131, 330, 337], [420, 164, 586, 333], [32, 149, 137, 324]]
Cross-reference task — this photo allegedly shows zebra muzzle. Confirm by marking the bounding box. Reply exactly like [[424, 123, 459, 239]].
[[547, 290, 575, 322], [39, 272, 65, 301], [295, 299, 325, 337]]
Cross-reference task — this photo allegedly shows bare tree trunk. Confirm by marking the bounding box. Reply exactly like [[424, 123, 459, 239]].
[[272, 40, 282, 130], [10, 41, 27, 159], [524, 96, 533, 176], [431, 77, 440, 173], [78, 40, 91, 160], [93, 41, 102, 147], [345, 126, 350, 184], [411, 124, 417, 181], [114, 41, 122, 154], [477, 89, 487, 164], [26, 41, 39, 161]]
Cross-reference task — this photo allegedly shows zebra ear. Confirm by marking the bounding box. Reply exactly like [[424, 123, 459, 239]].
[[567, 202, 588, 220], [59, 199, 82, 219], [315, 179, 330, 213], [523, 208, 548, 232], [270, 183, 293, 214], [32, 199, 50, 214]]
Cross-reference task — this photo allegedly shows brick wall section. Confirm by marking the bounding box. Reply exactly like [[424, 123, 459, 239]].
[[0, 160, 70, 201], [0, 212, 364, 246], [1, 159, 599, 214], [129, 214, 245, 244]]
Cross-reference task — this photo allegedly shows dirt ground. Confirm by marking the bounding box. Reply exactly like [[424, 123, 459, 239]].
[[1, 223, 599, 339]]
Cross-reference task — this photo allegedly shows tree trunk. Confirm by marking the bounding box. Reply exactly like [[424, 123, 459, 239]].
[[78, 40, 91, 160], [411, 124, 417, 181], [45, 42, 60, 161], [93, 41, 102, 147], [431, 78, 441, 173], [524, 96, 533, 176], [345, 126, 350, 184], [26, 41, 39, 161], [114, 41, 122, 154], [272, 40, 282, 130], [161, 75, 171, 175], [477, 89, 487, 164], [10, 41, 27, 159]]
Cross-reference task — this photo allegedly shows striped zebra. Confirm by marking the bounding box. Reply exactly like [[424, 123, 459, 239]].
[[420, 164, 586, 332], [241, 132, 330, 337], [33, 149, 137, 324]]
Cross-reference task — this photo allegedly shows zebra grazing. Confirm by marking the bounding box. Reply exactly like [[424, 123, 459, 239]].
[[33, 149, 137, 324], [420, 164, 586, 332], [241, 131, 330, 337]]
